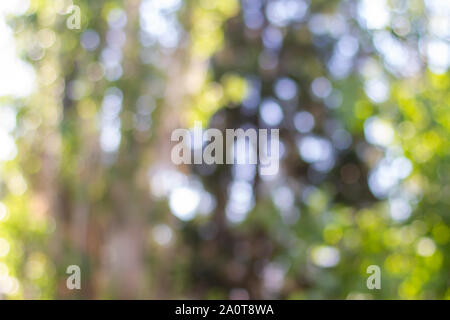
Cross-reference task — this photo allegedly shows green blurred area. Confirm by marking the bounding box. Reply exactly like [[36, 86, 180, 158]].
[[0, 0, 449, 299]]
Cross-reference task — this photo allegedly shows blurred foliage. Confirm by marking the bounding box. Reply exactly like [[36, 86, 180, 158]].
[[0, 0, 448, 299]]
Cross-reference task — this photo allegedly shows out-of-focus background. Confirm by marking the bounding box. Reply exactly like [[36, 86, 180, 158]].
[[0, 0, 449, 299]]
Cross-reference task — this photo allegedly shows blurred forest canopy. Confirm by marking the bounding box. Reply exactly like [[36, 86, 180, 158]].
[[0, 0, 449, 299]]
